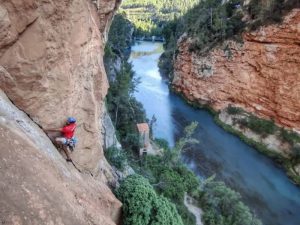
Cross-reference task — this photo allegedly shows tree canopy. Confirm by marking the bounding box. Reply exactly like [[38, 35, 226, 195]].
[[116, 174, 184, 225]]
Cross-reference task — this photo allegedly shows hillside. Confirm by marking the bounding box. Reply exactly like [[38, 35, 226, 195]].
[[120, 0, 199, 36]]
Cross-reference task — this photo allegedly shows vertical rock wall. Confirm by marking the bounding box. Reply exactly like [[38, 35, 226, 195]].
[[173, 9, 300, 130], [0, 0, 121, 172], [0, 0, 124, 224], [0, 90, 122, 224]]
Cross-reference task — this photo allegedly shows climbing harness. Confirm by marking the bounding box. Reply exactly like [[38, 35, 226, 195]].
[[66, 137, 78, 151]]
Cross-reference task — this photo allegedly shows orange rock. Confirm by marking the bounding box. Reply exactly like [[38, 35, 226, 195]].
[[0, 0, 121, 173], [0, 0, 122, 224], [173, 9, 300, 130]]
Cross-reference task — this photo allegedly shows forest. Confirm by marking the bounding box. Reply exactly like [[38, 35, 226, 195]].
[[120, 0, 200, 36]]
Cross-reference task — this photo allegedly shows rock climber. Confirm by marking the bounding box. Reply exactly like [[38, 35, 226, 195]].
[[47, 117, 77, 162]]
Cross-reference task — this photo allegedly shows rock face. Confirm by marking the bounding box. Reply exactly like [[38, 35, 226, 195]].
[[0, 90, 121, 225], [173, 9, 300, 130], [102, 105, 122, 149], [0, 0, 123, 224], [0, 0, 121, 172]]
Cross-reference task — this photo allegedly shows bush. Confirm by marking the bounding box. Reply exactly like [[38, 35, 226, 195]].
[[226, 105, 243, 115], [247, 0, 299, 30], [198, 179, 262, 225], [151, 196, 184, 225], [141, 156, 199, 202], [291, 145, 300, 166], [176, 166, 200, 193], [158, 169, 186, 201], [116, 175, 184, 225], [280, 128, 300, 145], [241, 115, 276, 136], [104, 147, 127, 170], [154, 138, 170, 150], [116, 175, 156, 225]]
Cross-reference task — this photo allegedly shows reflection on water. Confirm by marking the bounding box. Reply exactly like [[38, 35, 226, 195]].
[[130, 41, 300, 225]]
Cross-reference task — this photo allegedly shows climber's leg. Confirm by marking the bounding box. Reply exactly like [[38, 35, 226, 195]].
[[55, 137, 72, 162]]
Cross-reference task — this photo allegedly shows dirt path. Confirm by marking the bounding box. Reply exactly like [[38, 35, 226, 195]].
[[184, 193, 203, 225]]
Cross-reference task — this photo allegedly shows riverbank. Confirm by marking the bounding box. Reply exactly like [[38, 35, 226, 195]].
[[171, 87, 300, 186]]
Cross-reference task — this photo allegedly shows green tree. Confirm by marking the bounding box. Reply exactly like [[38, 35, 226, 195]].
[[291, 145, 300, 167], [116, 175, 184, 225], [151, 196, 184, 225], [164, 122, 199, 164], [198, 177, 262, 225], [106, 60, 146, 150], [157, 166, 199, 202]]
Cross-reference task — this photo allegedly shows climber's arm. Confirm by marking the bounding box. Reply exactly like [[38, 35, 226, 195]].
[[46, 128, 62, 132]]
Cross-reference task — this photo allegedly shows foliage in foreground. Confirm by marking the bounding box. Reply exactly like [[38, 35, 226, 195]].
[[194, 178, 262, 225], [116, 174, 184, 225], [142, 156, 200, 202]]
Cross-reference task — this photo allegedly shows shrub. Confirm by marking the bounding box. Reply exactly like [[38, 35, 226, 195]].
[[247, 0, 299, 30], [158, 169, 186, 201], [198, 179, 262, 225], [151, 196, 184, 225], [116, 175, 156, 225], [280, 128, 300, 145], [291, 145, 300, 166], [142, 157, 199, 202], [241, 115, 276, 136], [226, 105, 243, 115], [116, 175, 184, 225], [176, 166, 200, 193], [104, 147, 127, 170], [154, 138, 170, 151]]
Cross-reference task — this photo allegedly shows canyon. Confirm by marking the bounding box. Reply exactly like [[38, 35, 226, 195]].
[[0, 0, 122, 224], [173, 9, 300, 131], [1, 0, 300, 224]]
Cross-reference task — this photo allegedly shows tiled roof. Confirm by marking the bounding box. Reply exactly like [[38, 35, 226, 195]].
[[137, 123, 149, 133]]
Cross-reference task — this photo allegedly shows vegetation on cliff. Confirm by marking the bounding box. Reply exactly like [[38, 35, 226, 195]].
[[120, 0, 199, 36], [105, 12, 263, 225], [159, 0, 299, 77], [105, 13, 133, 58], [105, 14, 146, 150]]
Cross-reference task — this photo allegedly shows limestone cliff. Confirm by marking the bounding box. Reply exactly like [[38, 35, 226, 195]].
[[0, 90, 121, 225], [0, 0, 122, 224], [0, 0, 121, 172], [173, 9, 300, 131]]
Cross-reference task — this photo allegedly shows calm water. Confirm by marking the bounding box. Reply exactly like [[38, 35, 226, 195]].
[[130, 41, 300, 225]]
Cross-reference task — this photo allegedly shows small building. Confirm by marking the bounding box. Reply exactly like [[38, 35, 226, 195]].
[[137, 123, 150, 156]]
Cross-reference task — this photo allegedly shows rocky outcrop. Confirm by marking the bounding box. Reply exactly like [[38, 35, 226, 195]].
[[173, 9, 300, 131], [0, 0, 123, 224], [102, 105, 122, 149], [0, 0, 121, 173], [0, 90, 121, 225]]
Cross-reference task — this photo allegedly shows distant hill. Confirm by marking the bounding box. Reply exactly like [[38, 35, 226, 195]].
[[120, 0, 200, 36]]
